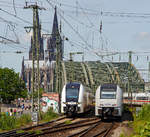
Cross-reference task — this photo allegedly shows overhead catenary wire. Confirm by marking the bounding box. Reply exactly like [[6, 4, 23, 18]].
[[47, 3, 146, 60], [0, 7, 50, 33], [13, 0, 17, 15], [45, 0, 150, 64], [45, 1, 150, 19], [47, 0, 150, 19], [0, 50, 27, 53], [1, 1, 150, 60], [0, 0, 149, 83], [46, 0, 98, 52], [2, 1, 150, 19], [77, 2, 94, 28], [1, 0, 150, 49], [47, 0, 97, 12], [0, 0, 23, 6], [0, 7, 32, 25]]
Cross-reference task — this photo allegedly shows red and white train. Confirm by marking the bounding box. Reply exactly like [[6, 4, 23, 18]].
[[123, 92, 150, 105]]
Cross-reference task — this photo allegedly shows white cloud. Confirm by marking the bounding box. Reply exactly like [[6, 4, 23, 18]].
[[131, 32, 150, 49], [135, 32, 150, 41]]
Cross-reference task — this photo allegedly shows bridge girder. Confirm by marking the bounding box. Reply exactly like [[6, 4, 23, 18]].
[[54, 61, 145, 93]]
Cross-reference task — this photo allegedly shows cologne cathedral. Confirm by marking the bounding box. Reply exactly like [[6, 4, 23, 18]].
[[21, 7, 64, 92]]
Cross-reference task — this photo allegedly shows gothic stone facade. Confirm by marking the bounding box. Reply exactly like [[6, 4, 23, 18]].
[[21, 7, 63, 92]]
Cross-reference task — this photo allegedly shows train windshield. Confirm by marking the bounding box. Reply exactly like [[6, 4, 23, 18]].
[[100, 84, 117, 99], [66, 88, 79, 102], [101, 90, 116, 99]]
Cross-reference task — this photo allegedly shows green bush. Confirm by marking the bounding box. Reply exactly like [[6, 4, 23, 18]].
[[40, 108, 58, 122], [16, 114, 31, 127], [124, 105, 130, 112], [136, 105, 150, 121], [120, 133, 126, 137], [139, 122, 150, 137], [0, 108, 58, 131], [0, 113, 31, 130], [0, 114, 17, 130], [132, 104, 150, 137]]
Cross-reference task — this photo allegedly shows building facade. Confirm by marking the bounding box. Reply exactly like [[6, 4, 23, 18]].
[[21, 7, 64, 92]]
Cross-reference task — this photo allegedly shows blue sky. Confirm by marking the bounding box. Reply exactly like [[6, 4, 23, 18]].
[[1, 0, 150, 81]]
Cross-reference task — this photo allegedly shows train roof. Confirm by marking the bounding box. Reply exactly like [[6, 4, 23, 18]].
[[100, 83, 117, 90], [136, 92, 149, 97], [66, 82, 81, 88]]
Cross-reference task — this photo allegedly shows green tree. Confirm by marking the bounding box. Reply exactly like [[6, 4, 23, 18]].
[[0, 68, 27, 103]]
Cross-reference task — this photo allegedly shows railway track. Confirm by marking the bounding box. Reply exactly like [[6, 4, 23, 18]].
[[0, 117, 100, 137], [68, 121, 115, 137], [35, 117, 100, 137], [0, 115, 117, 137]]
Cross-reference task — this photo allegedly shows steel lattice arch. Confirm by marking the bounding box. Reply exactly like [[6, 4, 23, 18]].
[[55, 61, 145, 93]]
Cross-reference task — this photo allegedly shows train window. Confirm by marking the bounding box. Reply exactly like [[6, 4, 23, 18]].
[[124, 97, 132, 100], [100, 91, 116, 99], [66, 88, 79, 102], [136, 97, 148, 100]]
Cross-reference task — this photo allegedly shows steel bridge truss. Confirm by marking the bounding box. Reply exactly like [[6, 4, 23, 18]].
[[53, 61, 144, 92]]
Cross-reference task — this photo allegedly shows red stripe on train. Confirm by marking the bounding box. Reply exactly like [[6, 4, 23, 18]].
[[124, 99, 150, 103], [132, 100, 150, 103]]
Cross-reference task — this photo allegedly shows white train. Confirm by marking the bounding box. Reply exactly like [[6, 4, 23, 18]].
[[95, 84, 123, 119], [61, 82, 94, 116]]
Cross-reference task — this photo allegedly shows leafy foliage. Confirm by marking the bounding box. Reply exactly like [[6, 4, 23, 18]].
[[40, 108, 58, 122], [0, 68, 27, 103], [0, 113, 31, 130], [0, 109, 58, 131], [132, 104, 150, 137], [0, 114, 17, 130], [136, 105, 150, 121], [16, 114, 31, 127]]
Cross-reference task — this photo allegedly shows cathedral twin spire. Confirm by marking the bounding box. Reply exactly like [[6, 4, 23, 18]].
[[52, 7, 59, 35], [46, 7, 63, 61], [29, 6, 62, 61]]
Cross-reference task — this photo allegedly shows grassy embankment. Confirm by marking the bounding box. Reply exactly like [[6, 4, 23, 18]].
[[121, 104, 150, 137], [131, 104, 150, 137], [0, 108, 58, 132]]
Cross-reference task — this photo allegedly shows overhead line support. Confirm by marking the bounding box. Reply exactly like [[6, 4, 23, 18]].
[[24, 3, 45, 123]]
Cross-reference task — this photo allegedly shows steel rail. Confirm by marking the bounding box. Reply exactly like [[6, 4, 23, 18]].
[[93, 122, 114, 137], [35, 119, 101, 136]]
